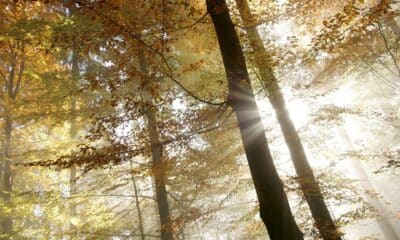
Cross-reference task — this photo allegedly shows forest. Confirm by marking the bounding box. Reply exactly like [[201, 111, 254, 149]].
[[0, 0, 400, 239]]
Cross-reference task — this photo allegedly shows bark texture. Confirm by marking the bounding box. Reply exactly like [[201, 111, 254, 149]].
[[207, 1, 303, 239], [235, 0, 342, 239], [138, 49, 173, 240]]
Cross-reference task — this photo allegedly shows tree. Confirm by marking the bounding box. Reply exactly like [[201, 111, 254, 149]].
[[206, 0, 303, 239], [69, 38, 79, 237], [0, 3, 62, 236], [3, 1, 398, 239], [234, 0, 342, 239], [138, 48, 173, 240]]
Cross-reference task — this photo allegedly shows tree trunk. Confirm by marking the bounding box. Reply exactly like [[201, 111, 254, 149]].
[[129, 160, 146, 240], [234, 1, 342, 239], [1, 115, 13, 238], [0, 53, 18, 238], [69, 43, 79, 235], [207, 1, 303, 239], [64, 2, 79, 235], [338, 128, 399, 240], [138, 49, 173, 240]]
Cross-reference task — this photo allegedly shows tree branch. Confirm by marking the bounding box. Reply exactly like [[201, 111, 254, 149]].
[[74, 0, 226, 106]]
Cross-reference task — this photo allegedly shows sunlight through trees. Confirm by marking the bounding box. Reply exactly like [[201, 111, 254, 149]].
[[0, 0, 399, 239]]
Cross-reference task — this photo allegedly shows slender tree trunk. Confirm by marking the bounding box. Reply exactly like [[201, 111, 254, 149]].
[[0, 52, 18, 238], [129, 160, 146, 240], [234, 1, 342, 239], [207, 1, 303, 239], [69, 101, 77, 234], [138, 49, 173, 240], [338, 128, 399, 240], [1, 115, 13, 237], [69, 43, 79, 236]]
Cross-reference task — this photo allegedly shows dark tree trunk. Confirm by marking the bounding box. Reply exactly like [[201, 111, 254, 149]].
[[234, 0, 342, 239], [207, 1, 303, 239], [138, 49, 173, 240]]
